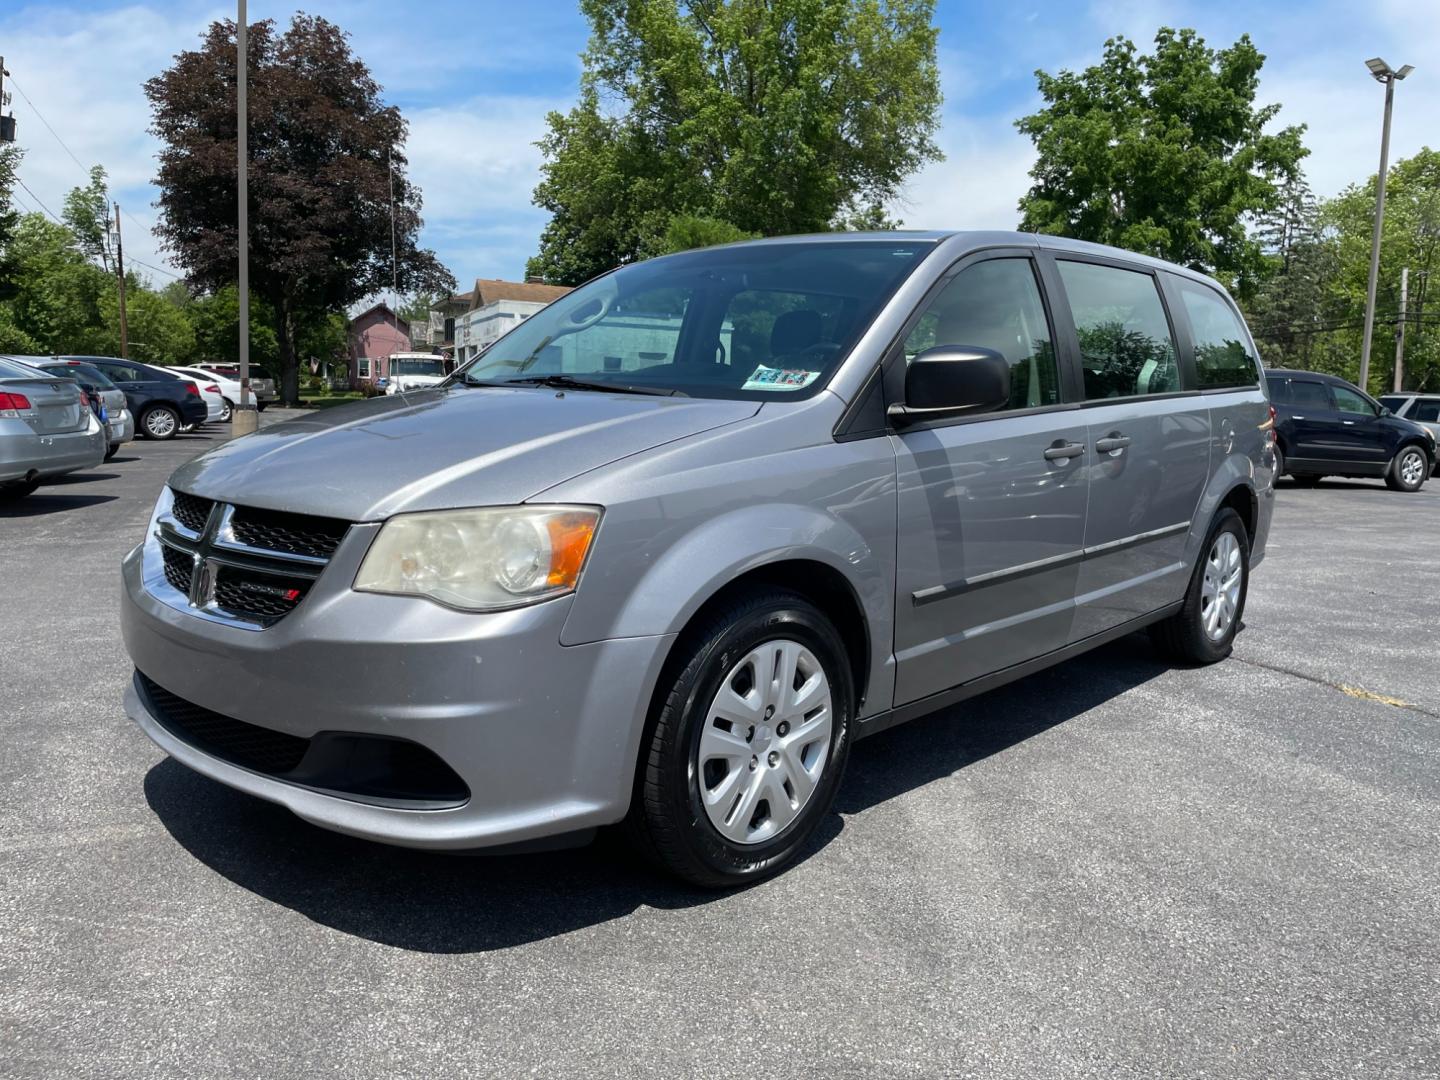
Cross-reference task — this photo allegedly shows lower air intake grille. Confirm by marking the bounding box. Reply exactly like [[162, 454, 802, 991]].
[[140, 673, 308, 774]]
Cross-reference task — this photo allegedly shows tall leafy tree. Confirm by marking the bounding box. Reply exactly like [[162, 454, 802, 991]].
[[529, 0, 944, 285], [0, 144, 24, 307], [145, 15, 455, 404], [62, 165, 112, 272], [1244, 171, 1339, 369], [1318, 149, 1440, 392], [1016, 28, 1308, 298]]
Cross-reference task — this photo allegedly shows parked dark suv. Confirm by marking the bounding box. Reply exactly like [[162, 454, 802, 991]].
[[63, 356, 209, 440], [1267, 369, 1436, 491]]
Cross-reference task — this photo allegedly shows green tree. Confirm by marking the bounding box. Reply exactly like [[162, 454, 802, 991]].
[[2, 212, 112, 354], [659, 214, 758, 254], [62, 165, 112, 271], [1318, 148, 1440, 393], [0, 144, 25, 303], [1016, 28, 1308, 298], [145, 15, 455, 405], [528, 0, 943, 285], [93, 281, 197, 365], [1244, 171, 1340, 369]]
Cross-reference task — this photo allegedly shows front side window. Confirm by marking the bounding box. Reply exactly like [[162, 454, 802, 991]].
[[1175, 278, 1260, 389], [1058, 261, 1180, 399], [454, 241, 932, 400], [1332, 385, 1376, 415], [902, 258, 1059, 410]]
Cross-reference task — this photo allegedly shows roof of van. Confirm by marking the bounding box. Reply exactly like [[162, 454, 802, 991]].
[[720, 230, 1225, 287]]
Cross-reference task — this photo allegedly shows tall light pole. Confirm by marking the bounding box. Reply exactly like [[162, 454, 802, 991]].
[[232, 0, 259, 436], [1357, 57, 1413, 394]]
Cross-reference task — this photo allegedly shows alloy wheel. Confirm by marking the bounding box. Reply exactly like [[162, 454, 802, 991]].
[[145, 408, 177, 438], [1200, 531, 1242, 642], [1399, 449, 1425, 488], [696, 639, 833, 846]]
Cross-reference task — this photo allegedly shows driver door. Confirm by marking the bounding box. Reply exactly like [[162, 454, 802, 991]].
[[889, 253, 1088, 706]]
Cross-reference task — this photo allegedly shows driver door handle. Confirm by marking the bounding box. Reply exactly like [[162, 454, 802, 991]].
[[1342, 419, 1356, 425], [1095, 433, 1132, 454], [1044, 441, 1086, 462]]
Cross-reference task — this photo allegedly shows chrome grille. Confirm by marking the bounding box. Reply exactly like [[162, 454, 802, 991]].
[[153, 489, 350, 628], [170, 491, 214, 533]]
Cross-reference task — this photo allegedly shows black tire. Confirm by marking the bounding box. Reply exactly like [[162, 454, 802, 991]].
[[104, 443, 119, 461], [625, 589, 854, 888], [256, 402, 268, 412], [1385, 445, 1429, 492], [1150, 508, 1249, 665], [139, 404, 180, 440], [1273, 445, 1284, 480], [0, 478, 40, 502], [1292, 473, 1322, 487], [220, 397, 234, 423]]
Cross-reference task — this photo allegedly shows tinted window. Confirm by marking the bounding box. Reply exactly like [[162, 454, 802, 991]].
[[55, 363, 118, 389], [1175, 279, 1259, 388], [1379, 395, 1408, 413], [902, 258, 1059, 410], [1413, 399, 1440, 423], [94, 362, 145, 382], [1331, 385, 1375, 415], [1285, 380, 1332, 409], [1057, 261, 1180, 399], [458, 241, 931, 400]]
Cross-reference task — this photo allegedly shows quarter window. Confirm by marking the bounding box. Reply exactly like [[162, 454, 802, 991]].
[[1413, 399, 1440, 423], [1175, 279, 1260, 388], [1058, 261, 1181, 399], [902, 258, 1060, 410]]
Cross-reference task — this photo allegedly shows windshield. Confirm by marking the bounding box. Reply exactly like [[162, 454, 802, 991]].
[[451, 240, 933, 400], [393, 358, 445, 376], [1379, 395, 1407, 412]]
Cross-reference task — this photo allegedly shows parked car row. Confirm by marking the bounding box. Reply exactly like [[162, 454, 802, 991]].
[[1269, 369, 1437, 492], [1, 354, 219, 502]]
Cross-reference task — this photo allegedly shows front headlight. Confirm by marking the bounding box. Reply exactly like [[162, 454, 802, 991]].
[[353, 505, 601, 611]]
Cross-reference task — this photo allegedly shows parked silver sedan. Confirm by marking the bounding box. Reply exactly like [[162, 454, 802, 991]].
[[26, 358, 135, 460], [0, 355, 109, 501]]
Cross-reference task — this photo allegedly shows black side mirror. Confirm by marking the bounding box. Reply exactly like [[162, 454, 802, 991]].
[[889, 345, 1011, 425]]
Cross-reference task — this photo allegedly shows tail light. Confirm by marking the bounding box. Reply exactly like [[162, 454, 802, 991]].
[[1268, 404, 1277, 441], [78, 389, 91, 408], [185, 382, 200, 397], [205, 384, 221, 394], [0, 391, 33, 416]]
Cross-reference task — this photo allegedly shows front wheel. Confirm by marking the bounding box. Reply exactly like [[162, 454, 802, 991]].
[[1150, 508, 1249, 664], [626, 590, 853, 888], [140, 405, 180, 440], [104, 443, 119, 461], [1386, 446, 1429, 492], [1, 478, 40, 501]]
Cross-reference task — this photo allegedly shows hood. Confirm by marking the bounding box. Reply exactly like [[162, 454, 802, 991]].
[[169, 386, 759, 521]]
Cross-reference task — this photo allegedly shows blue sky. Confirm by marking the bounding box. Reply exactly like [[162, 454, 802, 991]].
[[2, 0, 1436, 297]]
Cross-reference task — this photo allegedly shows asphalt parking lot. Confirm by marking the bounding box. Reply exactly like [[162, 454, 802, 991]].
[[3, 417, 1437, 1079]]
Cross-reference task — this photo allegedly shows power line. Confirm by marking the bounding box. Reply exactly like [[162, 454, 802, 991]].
[[5, 73, 90, 178], [11, 172, 61, 222]]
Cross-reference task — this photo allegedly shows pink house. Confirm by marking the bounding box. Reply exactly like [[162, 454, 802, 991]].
[[348, 303, 411, 387]]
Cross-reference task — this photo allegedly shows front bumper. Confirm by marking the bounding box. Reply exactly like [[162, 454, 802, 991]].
[[1, 415, 107, 482], [120, 531, 674, 850]]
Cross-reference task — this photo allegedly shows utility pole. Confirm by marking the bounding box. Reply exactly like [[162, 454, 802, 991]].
[[113, 203, 130, 359], [1359, 58, 1414, 393], [1393, 267, 1409, 393], [232, 0, 258, 436], [0, 57, 16, 144]]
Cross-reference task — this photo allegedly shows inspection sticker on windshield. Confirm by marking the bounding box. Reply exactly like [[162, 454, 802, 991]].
[[742, 365, 820, 391]]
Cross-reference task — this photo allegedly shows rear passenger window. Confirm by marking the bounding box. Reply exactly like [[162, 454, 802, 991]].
[[1175, 279, 1260, 388], [1286, 380, 1331, 410], [1057, 261, 1180, 399], [1414, 399, 1440, 423], [903, 258, 1060, 410]]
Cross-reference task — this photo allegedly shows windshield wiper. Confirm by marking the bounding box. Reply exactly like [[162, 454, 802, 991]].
[[501, 374, 686, 397], [446, 372, 514, 388]]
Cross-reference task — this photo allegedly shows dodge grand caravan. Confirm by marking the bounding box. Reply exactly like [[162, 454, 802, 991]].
[[122, 232, 1275, 886]]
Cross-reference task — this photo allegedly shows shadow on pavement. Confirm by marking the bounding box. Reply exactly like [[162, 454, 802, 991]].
[[46, 471, 122, 484], [0, 493, 119, 516], [143, 634, 1167, 953]]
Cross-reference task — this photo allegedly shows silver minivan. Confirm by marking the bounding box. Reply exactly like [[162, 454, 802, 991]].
[[122, 232, 1276, 885]]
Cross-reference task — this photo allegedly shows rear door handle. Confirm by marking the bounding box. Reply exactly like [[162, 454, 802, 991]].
[[1095, 433, 1132, 455], [1044, 441, 1086, 461]]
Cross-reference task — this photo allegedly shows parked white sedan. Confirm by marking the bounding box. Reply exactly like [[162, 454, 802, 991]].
[[163, 369, 225, 424], [170, 367, 245, 423]]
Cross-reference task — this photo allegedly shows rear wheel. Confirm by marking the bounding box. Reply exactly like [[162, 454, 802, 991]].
[[626, 589, 853, 888], [0, 478, 40, 501], [219, 397, 234, 422], [1151, 508, 1249, 664], [1386, 445, 1429, 492], [140, 404, 180, 440], [104, 443, 119, 461]]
